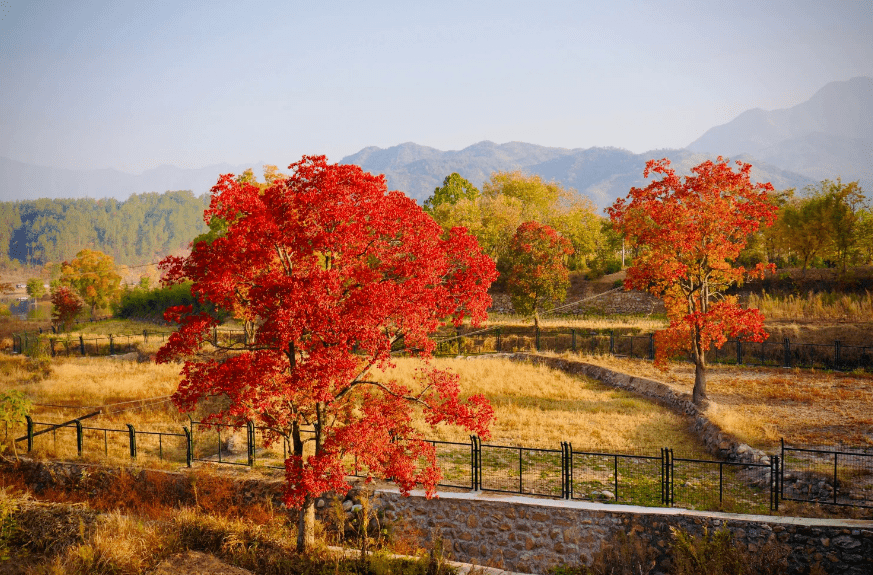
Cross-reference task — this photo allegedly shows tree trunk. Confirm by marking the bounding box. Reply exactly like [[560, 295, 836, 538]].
[[296, 497, 315, 553], [692, 356, 707, 405], [691, 325, 708, 406]]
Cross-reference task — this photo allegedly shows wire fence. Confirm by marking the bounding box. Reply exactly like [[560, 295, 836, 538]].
[[432, 325, 873, 371], [15, 415, 873, 514], [780, 440, 873, 508], [13, 321, 873, 372]]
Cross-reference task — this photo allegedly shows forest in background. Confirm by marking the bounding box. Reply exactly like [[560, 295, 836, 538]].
[[0, 191, 209, 269]]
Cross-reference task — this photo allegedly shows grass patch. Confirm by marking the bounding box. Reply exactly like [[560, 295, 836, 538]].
[[371, 357, 709, 457], [577, 354, 873, 450]]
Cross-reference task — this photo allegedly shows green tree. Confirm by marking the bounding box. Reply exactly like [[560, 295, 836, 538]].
[[779, 193, 833, 274], [430, 171, 601, 270], [0, 390, 32, 459], [60, 249, 122, 318], [823, 179, 866, 272], [504, 221, 574, 328], [25, 278, 45, 299], [423, 173, 480, 214]]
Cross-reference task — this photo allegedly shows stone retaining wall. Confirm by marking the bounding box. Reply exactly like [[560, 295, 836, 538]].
[[7, 459, 873, 574], [379, 489, 873, 575]]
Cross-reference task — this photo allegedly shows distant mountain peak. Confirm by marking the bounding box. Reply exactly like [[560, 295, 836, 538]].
[[686, 77, 872, 190]]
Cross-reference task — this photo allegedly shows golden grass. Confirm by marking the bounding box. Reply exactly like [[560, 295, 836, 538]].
[[481, 312, 666, 331], [0, 355, 186, 443], [4, 352, 710, 459], [749, 291, 873, 323], [370, 357, 708, 456], [576, 353, 873, 450]]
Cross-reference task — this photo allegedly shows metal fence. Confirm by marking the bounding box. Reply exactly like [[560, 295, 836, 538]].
[[12, 329, 175, 357], [433, 326, 873, 371], [780, 439, 873, 508], [30, 414, 873, 514]]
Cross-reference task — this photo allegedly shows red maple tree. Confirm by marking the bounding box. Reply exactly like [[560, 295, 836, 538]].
[[505, 221, 574, 328], [157, 156, 497, 550], [51, 286, 83, 332], [608, 158, 778, 405]]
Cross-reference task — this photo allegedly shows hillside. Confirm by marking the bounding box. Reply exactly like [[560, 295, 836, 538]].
[[688, 76, 873, 191], [341, 143, 813, 210]]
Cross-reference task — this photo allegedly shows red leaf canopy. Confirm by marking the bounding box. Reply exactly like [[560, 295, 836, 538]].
[[608, 157, 778, 370], [157, 156, 497, 504]]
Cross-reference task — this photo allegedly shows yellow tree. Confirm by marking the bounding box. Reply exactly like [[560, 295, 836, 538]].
[[60, 249, 122, 318], [431, 171, 601, 269]]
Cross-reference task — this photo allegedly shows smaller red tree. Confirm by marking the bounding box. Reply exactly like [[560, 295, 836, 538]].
[[608, 157, 778, 405], [505, 221, 574, 327], [51, 286, 83, 332]]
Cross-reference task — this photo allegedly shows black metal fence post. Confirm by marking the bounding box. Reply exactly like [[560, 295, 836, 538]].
[[770, 455, 780, 512], [610, 330, 615, 355], [470, 435, 481, 491], [109, 335, 114, 355], [126, 424, 137, 458], [49, 339, 56, 357], [74, 419, 83, 456], [571, 329, 576, 353], [25, 415, 33, 452], [535, 326, 540, 352], [736, 340, 742, 365], [184, 426, 192, 467], [783, 338, 791, 368], [79, 335, 85, 355], [567, 442, 573, 499], [496, 328, 501, 353], [660, 447, 673, 507], [247, 421, 255, 467], [648, 334, 655, 361], [835, 340, 841, 369]]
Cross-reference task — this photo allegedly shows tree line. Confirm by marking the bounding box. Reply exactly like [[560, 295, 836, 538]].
[[0, 191, 210, 269], [740, 179, 872, 273]]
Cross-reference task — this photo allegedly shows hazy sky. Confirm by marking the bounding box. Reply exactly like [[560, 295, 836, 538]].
[[1, 0, 871, 174]]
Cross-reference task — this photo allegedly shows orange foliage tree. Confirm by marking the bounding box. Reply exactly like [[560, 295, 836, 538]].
[[608, 158, 778, 404]]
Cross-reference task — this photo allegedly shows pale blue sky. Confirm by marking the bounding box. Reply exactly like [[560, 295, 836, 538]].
[[1, 0, 871, 173]]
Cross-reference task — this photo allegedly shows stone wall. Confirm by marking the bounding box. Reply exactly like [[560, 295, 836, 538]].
[[8, 459, 873, 574], [378, 489, 873, 575]]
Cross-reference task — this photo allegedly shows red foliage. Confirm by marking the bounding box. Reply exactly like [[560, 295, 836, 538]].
[[50, 286, 83, 331], [157, 156, 497, 515], [608, 157, 778, 402]]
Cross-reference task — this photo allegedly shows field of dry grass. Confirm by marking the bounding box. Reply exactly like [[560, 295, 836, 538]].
[[482, 312, 666, 331], [2, 353, 710, 462], [3, 303, 871, 464], [576, 353, 873, 450], [371, 357, 708, 456]]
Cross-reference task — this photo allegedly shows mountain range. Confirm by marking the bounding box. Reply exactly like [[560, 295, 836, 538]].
[[1, 77, 869, 210]]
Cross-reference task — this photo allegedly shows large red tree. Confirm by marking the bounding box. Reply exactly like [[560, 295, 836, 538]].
[[608, 157, 778, 405], [157, 156, 497, 550]]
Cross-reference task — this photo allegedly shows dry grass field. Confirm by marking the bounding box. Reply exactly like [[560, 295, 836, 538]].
[[2, 353, 710, 461], [370, 357, 708, 456], [576, 353, 873, 450]]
